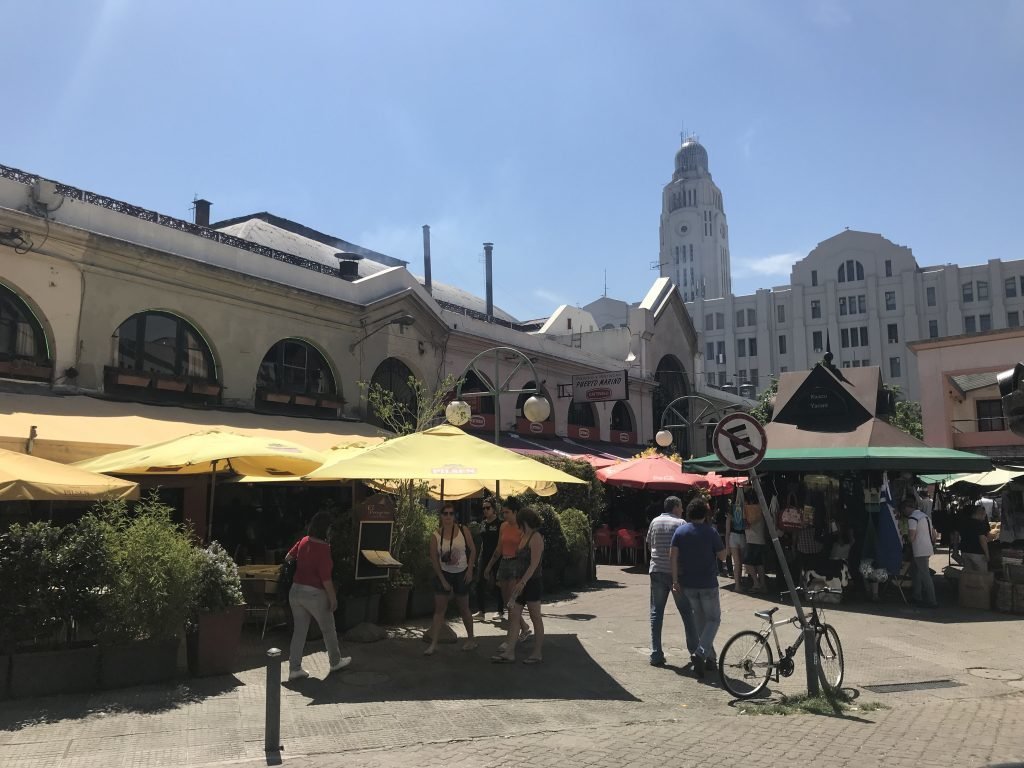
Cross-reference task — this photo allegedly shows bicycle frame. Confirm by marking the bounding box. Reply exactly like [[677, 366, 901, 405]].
[[758, 604, 826, 680]]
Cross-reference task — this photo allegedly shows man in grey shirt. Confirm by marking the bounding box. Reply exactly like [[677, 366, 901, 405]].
[[646, 496, 698, 666]]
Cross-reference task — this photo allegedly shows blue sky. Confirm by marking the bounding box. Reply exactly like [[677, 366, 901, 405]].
[[2, 1, 1022, 321]]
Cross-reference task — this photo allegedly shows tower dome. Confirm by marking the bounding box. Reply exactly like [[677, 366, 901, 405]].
[[674, 137, 709, 175]]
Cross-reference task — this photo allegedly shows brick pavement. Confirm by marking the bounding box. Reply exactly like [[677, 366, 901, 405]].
[[1, 563, 1023, 768]]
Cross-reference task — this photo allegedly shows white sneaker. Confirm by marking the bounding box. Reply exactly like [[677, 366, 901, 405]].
[[287, 668, 310, 681], [329, 657, 352, 673]]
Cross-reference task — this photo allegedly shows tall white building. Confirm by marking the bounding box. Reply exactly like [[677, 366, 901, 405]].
[[659, 137, 731, 301], [689, 230, 1024, 403]]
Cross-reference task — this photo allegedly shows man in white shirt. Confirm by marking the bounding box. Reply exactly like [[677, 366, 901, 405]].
[[646, 496, 698, 667], [902, 499, 937, 608]]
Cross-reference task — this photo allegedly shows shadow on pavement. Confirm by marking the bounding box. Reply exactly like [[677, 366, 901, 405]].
[[288, 633, 639, 706], [722, 686, 877, 724], [0, 675, 242, 731]]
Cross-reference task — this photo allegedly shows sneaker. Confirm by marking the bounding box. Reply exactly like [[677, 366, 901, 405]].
[[287, 668, 310, 681], [691, 655, 705, 679], [472, 611, 485, 619]]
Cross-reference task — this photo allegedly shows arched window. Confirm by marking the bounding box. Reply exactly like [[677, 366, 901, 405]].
[[369, 357, 417, 430], [611, 402, 634, 432], [114, 311, 215, 380], [460, 370, 494, 415], [837, 259, 865, 283], [567, 398, 597, 428], [653, 354, 690, 453], [256, 339, 340, 416], [0, 283, 51, 381]]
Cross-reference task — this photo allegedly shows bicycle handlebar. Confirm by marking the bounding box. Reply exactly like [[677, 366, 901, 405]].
[[781, 587, 839, 597]]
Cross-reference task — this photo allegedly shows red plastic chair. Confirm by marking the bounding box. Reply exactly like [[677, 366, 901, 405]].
[[616, 528, 642, 564], [593, 528, 614, 563]]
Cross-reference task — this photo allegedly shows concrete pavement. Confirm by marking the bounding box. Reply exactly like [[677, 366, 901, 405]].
[[1, 561, 1023, 768]]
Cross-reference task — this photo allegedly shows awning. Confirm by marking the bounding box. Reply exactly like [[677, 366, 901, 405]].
[[0, 392, 383, 463], [499, 433, 634, 467], [689, 446, 992, 473]]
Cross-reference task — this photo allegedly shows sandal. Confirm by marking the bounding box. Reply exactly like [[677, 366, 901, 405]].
[[490, 654, 515, 664], [522, 656, 543, 665], [461, 640, 478, 651]]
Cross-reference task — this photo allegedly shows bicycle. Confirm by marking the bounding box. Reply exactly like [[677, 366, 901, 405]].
[[718, 587, 844, 699]]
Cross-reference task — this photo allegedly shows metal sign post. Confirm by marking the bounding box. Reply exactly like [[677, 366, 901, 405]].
[[712, 413, 820, 696]]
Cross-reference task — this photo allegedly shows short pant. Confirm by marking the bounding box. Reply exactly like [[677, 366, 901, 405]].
[[744, 543, 766, 566], [515, 577, 542, 605], [434, 569, 470, 596], [497, 557, 519, 582], [728, 531, 746, 550]]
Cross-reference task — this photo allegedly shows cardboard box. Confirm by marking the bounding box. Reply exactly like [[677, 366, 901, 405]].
[[959, 570, 994, 610]]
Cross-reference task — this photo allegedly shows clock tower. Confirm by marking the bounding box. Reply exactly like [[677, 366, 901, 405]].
[[659, 136, 731, 301]]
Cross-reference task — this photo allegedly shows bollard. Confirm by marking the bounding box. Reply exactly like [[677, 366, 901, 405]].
[[265, 648, 283, 754]]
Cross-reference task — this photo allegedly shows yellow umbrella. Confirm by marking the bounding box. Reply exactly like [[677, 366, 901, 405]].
[[366, 477, 557, 501], [306, 424, 585, 488], [74, 430, 325, 538], [0, 448, 139, 501]]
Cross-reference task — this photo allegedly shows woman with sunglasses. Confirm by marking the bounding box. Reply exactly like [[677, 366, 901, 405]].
[[424, 502, 478, 656], [491, 506, 545, 664], [483, 497, 532, 646]]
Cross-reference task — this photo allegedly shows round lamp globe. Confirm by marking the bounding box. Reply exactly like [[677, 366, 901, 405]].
[[522, 395, 551, 424], [445, 400, 471, 426], [655, 429, 673, 448]]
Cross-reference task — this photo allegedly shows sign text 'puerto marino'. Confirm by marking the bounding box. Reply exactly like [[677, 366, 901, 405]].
[[571, 371, 628, 403]]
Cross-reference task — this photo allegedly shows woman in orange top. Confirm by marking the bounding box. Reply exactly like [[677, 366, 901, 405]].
[[483, 497, 532, 646]]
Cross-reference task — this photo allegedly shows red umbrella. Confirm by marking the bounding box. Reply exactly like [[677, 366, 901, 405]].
[[595, 455, 710, 491], [705, 472, 748, 496]]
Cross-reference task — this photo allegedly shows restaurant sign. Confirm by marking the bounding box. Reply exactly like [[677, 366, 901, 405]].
[[571, 370, 628, 403]]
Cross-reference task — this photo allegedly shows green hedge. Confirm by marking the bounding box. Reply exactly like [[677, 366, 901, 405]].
[[525, 457, 605, 526]]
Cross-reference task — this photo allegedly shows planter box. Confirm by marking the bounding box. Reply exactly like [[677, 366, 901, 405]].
[[187, 605, 244, 677], [0, 360, 52, 381], [154, 377, 188, 392], [10, 644, 99, 698], [293, 395, 317, 406], [409, 587, 435, 618], [261, 391, 292, 404], [380, 587, 411, 625], [115, 372, 152, 388], [190, 381, 222, 396], [100, 638, 178, 690], [317, 398, 343, 410]]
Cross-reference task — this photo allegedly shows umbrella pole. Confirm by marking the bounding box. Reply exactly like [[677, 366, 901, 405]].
[[207, 460, 219, 543]]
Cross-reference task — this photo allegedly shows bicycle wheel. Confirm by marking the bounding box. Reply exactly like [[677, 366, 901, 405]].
[[719, 630, 774, 699], [816, 624, 844, 691]]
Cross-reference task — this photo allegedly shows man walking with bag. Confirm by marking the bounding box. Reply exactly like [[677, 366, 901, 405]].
[[646, 496, 698, 667]]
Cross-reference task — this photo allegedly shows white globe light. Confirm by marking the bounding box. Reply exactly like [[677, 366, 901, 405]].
[[522, 395, 550, 423], [445, 400, 471, 426], [655, 429, 673, 448]]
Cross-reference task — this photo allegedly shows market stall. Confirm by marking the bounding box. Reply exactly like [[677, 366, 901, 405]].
[[690, 359, 991, 604]]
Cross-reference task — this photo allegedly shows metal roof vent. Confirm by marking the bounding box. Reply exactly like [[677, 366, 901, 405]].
[[334, 252, 362, 281]]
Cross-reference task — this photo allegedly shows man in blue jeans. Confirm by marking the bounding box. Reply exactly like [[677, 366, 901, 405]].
[[671, 497, 726, 678], [646, 496, 698, 667]]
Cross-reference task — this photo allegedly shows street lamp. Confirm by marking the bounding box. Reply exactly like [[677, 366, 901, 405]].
[[656, 394, 738, 458], [446, 346, 550, 444]]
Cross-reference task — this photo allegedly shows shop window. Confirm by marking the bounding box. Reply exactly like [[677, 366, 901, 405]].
[[568, 398, 597, 427], [928, 320, 939, 338], [927, 286, 936, 306], [964, 316, 976, 333], [977, 399, 1005, 432], [887, 324, 899, 344], [885, 291, 896, 311], [0, 283, 51, 381]]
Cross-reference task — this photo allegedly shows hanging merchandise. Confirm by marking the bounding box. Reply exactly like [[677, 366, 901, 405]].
[[779, 492, 805, 531]]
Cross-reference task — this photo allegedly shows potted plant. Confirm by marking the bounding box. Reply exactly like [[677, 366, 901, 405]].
[[380, 571, 414, 624], [0, 520, 103, 698], [558, 508, 592, 588], [94, 496, 198, 689], [187, 541, 246, 677]]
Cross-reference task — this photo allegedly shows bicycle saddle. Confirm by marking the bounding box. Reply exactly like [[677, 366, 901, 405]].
[[754, 607, 779, 621]]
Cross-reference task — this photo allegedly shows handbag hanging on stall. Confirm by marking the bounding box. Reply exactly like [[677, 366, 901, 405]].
[[778, 493, 805, 531]]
